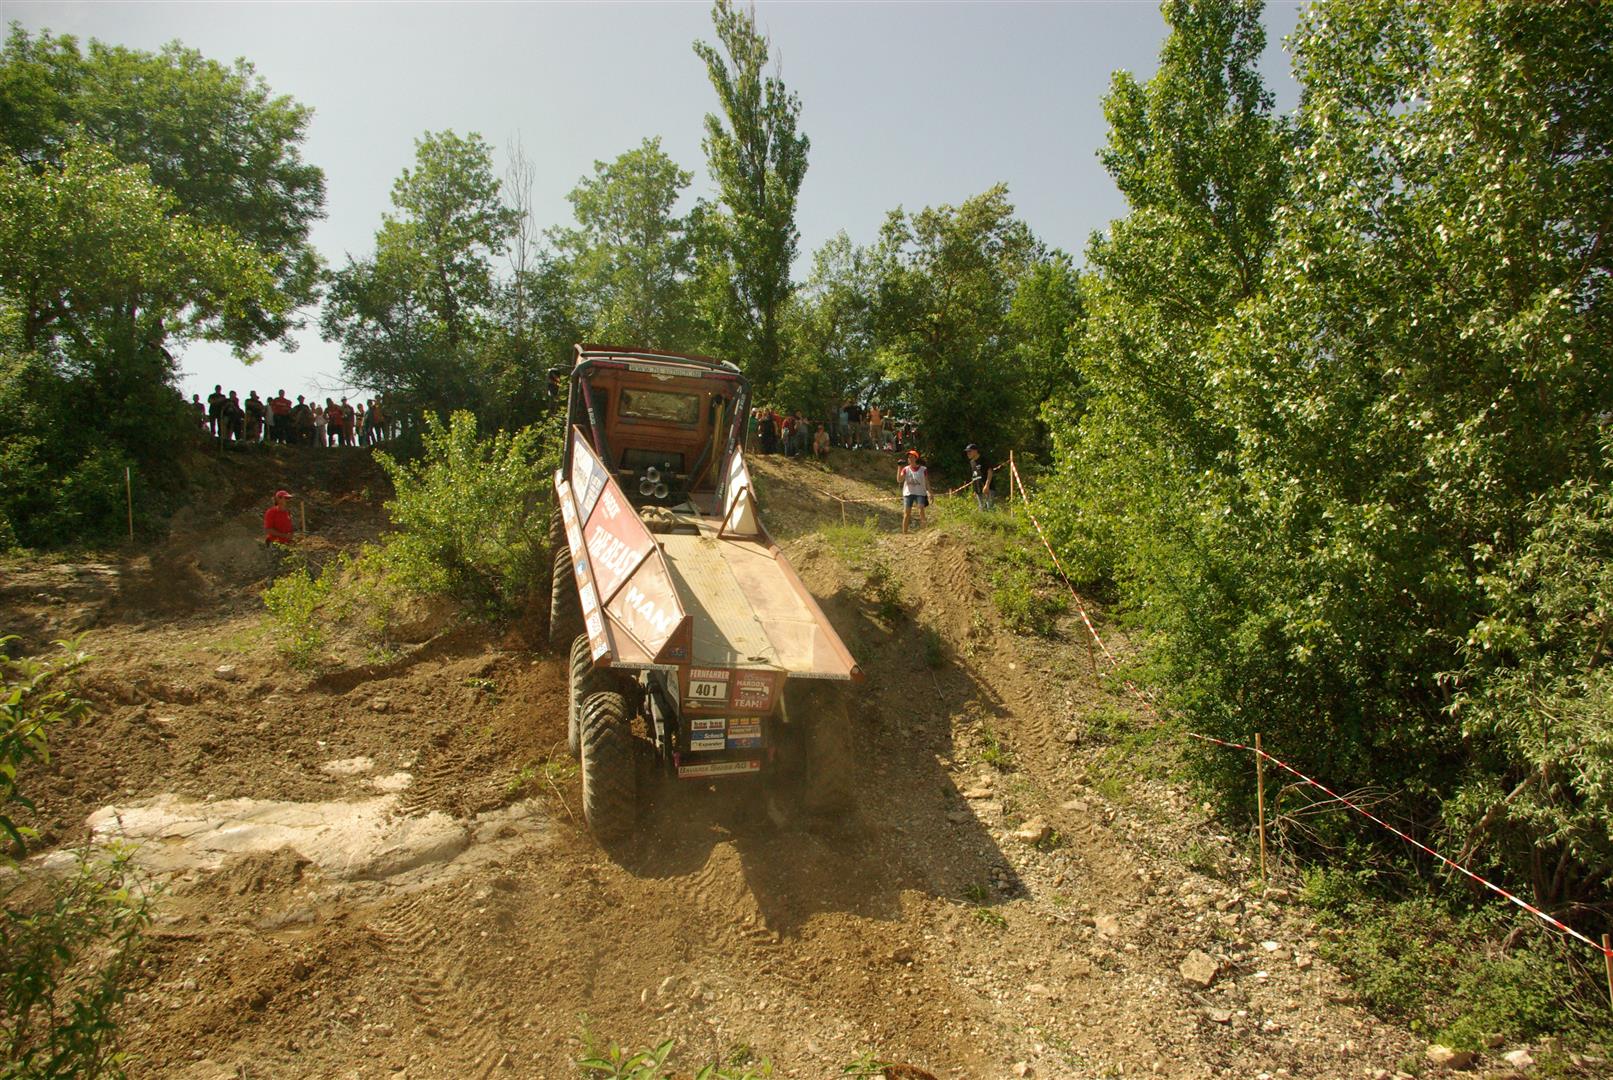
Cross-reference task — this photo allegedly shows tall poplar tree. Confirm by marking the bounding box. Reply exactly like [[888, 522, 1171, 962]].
[[693, 0, 809, 389]]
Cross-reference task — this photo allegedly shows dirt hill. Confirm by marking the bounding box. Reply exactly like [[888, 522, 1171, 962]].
[[3, 444, 1431, 1079]]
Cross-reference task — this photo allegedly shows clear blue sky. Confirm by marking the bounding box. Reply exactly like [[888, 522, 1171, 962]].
[[6, 1, 1303, 402]]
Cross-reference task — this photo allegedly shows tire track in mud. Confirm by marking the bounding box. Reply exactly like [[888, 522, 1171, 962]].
[[367, 892, 507, 1078]]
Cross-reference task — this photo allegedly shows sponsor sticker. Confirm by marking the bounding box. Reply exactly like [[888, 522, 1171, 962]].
[[689, 736, 726, 752], [579, 582, 598, 615], [677, 759, 762, 779], [690, 718, 725, 733], [727, 717, 762, 749]]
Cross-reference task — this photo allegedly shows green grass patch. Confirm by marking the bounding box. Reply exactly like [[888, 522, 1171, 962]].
[[817, 516, 878, 567]]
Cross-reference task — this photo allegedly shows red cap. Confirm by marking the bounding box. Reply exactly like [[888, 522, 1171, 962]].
[[907, 449, 919, 457], [274, 489, 292, 499]]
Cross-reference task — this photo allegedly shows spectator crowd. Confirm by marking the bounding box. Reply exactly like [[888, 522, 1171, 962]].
[[748, 399, 919, 460], [190, 386, 397, 448]]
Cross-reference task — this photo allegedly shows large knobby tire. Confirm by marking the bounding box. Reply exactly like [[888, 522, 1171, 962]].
[[567, 634, 606, 759], [550, 539, 583, 650], [785, 680, 855, 815], [580, 689, 638, 845]]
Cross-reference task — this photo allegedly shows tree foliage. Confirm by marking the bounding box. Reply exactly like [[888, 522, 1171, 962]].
[[1051, 0, 1613, 928], [693, 0, 809, 392]]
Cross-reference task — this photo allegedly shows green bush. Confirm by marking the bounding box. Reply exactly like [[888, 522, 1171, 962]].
[[376, 411, 550, 619], [261, 555, 336, 669], [1302, 870, 1605, 1049], [1, 637, 151, 1080], [576, 1036, 772, 1079]]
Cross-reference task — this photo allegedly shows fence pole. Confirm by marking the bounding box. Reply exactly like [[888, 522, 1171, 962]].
[[300, 499, 307, 538], [840, 496, 847, 526], [1256, 732, 1268, 886], [1603, 934, 1612, 1012], [124, 466, 134, 541]]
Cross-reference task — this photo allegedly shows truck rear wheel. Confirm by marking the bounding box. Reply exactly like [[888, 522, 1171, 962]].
[[580, 689, 637, 844], [550, 539, 583, 650], [567, 634, 605, 759]]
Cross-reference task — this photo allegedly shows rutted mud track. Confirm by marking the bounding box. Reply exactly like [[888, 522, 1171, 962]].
[[4, 446, 1421, 1079]]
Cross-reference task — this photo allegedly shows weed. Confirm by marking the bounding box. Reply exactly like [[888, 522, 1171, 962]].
[[989, 562, 1066, 636], [818, 517, 878, 567], [964, 881, 990, 904], [463, 676, 497, 693], [921, 625, 945, 669], [972, 907, 1008, 930], [1034, 829, 1066, 852], [575, 1034, 774, 1079], [1183, 841, 1224, 876], [864, 559, 904, 621], [1092, 772, 1127, 803], [979, 726, 1013, 769]]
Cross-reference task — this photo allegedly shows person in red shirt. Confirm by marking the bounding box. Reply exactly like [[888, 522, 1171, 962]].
[[263, 489, 295, 545]]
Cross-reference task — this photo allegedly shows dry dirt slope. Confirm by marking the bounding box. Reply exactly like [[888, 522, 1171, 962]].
[[3, 444, 1429, 1079]]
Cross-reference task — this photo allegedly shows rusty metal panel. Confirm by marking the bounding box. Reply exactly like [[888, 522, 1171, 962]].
[[556, 475, 612, 662]]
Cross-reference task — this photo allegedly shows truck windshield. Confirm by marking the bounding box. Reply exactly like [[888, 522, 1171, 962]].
[[619, 389, 701, 426]]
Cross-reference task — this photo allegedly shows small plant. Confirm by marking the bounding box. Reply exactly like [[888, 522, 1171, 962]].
[[1034, 829, 1066, 852], [964, 881, 990, 904], [978, 725, 1013, 769], [920, 625, 945, 669], [2, 638, 151, 1079], [819, 516, 878, 567], [972, 907, 1008, 930], [989, 561, 1066, 637], [576, 1035, 773, 1079], [863, 559, 904, 621]]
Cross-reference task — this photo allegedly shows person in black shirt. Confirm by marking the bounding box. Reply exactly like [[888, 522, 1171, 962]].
[[965, 442, 994, 511]]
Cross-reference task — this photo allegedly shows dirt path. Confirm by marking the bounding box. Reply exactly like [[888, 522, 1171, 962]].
[[4, 446, 1422, 1079]]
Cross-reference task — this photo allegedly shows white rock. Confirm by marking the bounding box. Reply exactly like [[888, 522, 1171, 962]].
[[1179, 949, 1220, 988], [1501, 1050, 1534, 1070], [1014, 818, 1051, 844], [212, 664, 239, 681]]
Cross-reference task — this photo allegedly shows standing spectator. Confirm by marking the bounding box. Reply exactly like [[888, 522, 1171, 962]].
[[269, 389, 292, 444], [245, 391, 266, 443], [342, 397, 357, 447], [899, 449, 931, 534], [312, 401, 327, 447], [190, 393, 207, 433], [355, 401, 367, 445], [224, 391, 245, 442], [759, 408, 778, 455], [965, 443, 994, 511], [206, 384, 226, 437], [263, 488, 295, 545], [837, 401, 852, 447], [746, 407, 759, 452], [291, 395, 314, 444], [868, 403, 884, 450], [368, 398, 387, 444]]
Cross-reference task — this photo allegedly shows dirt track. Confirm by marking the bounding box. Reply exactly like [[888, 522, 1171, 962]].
[[4, 444, 1423, 1079]]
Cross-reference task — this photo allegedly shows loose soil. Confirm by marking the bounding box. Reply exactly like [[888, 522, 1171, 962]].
[[4, 443, 1439, 1079]]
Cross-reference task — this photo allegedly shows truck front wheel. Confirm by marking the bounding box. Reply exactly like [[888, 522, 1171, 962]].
[[580, 689, 638, 845], [550, 538, 583, 650], [567, 634, 606, 759]]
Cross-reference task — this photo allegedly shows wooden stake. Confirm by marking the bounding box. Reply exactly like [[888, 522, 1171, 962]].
[[839, 496, 847, 525], [1603, 934, 1612, 1012], [124, 466, 134, 541], [299, 499, 307, 538], [1256, 733, 1268, 885]]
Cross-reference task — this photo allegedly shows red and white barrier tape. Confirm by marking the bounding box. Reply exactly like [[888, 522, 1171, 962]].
[[1004, 455, 1610, 965], [1188, 731, 1613, 961]]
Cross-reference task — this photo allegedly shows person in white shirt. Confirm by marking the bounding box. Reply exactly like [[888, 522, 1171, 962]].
[[899, 449, 931, 533]]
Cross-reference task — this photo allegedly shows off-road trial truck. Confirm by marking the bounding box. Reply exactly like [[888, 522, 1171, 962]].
[[548, 345, 862, 845]]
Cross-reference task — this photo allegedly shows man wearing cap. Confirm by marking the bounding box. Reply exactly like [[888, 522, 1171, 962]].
[[898, 449, 930, 534], [965, 443, 994, 511], [264, 489, 296, 545]]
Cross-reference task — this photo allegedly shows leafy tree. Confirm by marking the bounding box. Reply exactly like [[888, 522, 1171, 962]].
[[873, 184, 1041, 466], [0, 25, 325, 349], [693, 0, 809, 391], [324, 130, 517, 419], [549, 137, 699, 349], [777, 232, 880, 418]]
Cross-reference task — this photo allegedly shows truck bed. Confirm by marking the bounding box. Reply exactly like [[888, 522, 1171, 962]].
[[658, 515, 852, 677]]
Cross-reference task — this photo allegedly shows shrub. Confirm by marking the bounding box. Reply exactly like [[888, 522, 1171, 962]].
[[376, 411, 549, 619], [1, 638, 150, 1079], [989, 560, 1066, 636], [261, 555, 336, 669]]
